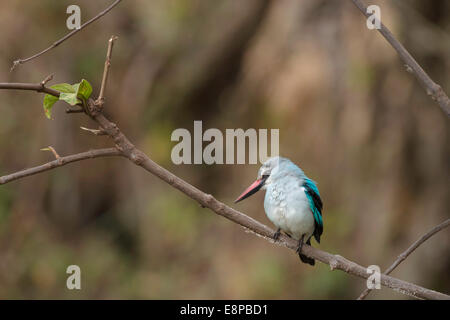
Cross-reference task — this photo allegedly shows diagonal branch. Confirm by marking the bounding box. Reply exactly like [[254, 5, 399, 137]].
[[11, 0, 123, 71], [350, 0, 450, 117], [0, 148, 122, 185], [357, 218, 450, 300]]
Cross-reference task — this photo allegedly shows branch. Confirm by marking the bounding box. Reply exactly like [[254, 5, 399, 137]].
[[10, 0, 123, 71], [96, 35, 118, 109], [351, 0, 450, 117], [357, 219, 450, 300], [0, 82, 60, 97], [0, 148, 122, 185]]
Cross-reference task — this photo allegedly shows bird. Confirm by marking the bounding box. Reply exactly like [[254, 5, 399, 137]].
[[234, 156, 323, 265]]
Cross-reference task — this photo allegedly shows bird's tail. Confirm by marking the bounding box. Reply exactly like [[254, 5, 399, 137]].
[[298, 239, 315, 266]]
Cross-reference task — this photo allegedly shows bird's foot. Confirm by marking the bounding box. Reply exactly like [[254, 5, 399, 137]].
[[273, 228, 281, 241], [297, 234, 315, 266], [296, 234, 305, 254]]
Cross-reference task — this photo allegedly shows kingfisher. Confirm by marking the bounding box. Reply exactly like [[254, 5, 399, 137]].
[[235, 157, 323, 265]]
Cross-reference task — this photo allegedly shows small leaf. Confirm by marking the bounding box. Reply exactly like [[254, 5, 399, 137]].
[[72, 83, 80, 93], [59, 92, 81, 106], [42, 83, 79, 119], [43, 94, 58, 119], [50, 83, 75, 93], [41, 81, 93, 119], [75, 79, 93, 100]]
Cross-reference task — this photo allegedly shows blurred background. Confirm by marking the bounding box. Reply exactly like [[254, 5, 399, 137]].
[[0, 0, 448, 299]]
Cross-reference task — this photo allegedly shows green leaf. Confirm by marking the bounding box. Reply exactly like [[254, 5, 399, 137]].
[[55, 82, 80, 106], [75, 79, 93, 100], [41, 80, 92, 119], [43, 94, 58, 119], [50, 83, 75, 93], [42, 83, 77, 119], [59, 92, 81, 106]]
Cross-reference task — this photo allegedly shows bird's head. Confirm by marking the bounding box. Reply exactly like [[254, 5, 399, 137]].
[[234, 156, 286, 203], [234, 157, 306, 203]]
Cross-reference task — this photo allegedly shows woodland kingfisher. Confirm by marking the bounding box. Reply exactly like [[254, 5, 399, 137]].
[[235, 157, 323, 265]]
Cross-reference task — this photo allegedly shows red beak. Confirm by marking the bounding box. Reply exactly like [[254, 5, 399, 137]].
[[234, 178, 266, 203]]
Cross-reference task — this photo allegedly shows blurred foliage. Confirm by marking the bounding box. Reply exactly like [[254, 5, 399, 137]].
[[0, 0, 448, 299]]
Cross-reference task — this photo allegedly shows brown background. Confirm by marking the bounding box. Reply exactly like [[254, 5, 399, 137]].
[[0, 0, 448, 299]]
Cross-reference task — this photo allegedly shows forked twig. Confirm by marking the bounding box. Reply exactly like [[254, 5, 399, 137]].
[[357, 219, 450, 299]]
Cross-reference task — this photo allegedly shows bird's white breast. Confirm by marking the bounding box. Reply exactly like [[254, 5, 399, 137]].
[[264, 179, 315, 241]]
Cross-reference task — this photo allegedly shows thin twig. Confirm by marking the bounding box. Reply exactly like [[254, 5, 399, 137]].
[[96, 35, 118, 109], [10, 0, 123, 71], [350, 0, 450, 117], [40, 74, 54, 87], [80, 126, 107, 136], [0, 148, 122, 185], [41, 146, 60, 159], [357, 219, 450, 300]]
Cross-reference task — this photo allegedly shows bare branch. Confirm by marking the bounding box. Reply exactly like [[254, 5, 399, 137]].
[[10, 0, 123, 71], [0, 148, 122, 185], [0, 82, 60, 97], [357, 219, 450, 300], [351, 0, 450, 117], [96, 35, 118, 109]]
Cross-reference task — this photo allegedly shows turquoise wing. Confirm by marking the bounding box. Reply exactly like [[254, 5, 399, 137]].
[[303, 178, 323, 243]]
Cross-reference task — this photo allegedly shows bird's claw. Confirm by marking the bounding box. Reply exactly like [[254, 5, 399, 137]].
[[273, 228, 281, 241], [296, 235, 305, 254]]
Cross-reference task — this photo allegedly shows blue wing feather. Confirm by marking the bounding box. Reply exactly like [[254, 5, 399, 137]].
[[303, 178, 323, 243]]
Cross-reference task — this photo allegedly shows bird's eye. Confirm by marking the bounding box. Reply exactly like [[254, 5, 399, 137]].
[[262, 174, 269, 179]]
